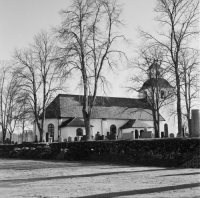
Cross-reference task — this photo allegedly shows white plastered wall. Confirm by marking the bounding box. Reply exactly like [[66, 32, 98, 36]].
[[142, 120, 166, 138], [90, 119, 128, 138], [145, 87, 178, 136], [122, 127, 151, 138], [159, 101, 178, 136], [35, 118, 59, 141], [60, 127, 86, 141], [105, 119, 128, 138], [34, 117, 165, 141]]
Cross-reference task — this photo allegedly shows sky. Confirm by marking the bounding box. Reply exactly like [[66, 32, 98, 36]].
[[0, 0, 157, 97]]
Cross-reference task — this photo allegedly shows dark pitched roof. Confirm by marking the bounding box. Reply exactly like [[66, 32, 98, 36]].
[[120, 119, 153, 129], [59, 118, 74, 128], [44, 94, 165, 121], [140, 78, 173, 90], [59, 117, 93, 128]]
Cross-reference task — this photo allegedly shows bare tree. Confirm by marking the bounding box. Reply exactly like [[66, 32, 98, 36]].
[[0, 61, 22, 143], [56, 0, 127, 140], [128, 47, 175, 138], [179, 49, 200, 135], [16, 92, 32, 142], [138, 0, 199, 136], [13, 30, 63, 142]]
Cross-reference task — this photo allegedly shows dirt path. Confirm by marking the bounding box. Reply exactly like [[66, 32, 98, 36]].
[[0, 159, 199, 198]]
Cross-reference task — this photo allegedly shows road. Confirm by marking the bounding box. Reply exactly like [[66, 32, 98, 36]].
[[0, 159, 199, 198]]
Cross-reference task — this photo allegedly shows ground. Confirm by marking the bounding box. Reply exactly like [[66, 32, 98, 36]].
[[0, 159, 199, 198]]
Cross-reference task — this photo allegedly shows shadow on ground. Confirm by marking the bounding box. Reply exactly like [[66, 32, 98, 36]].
[[78, 183, 200, 198]]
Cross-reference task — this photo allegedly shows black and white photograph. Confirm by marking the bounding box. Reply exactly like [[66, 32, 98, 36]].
[[0, 0, 199, 197]]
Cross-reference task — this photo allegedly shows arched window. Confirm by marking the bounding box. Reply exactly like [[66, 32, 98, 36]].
[[110, 125, 116, 135], [48, 124, 54, 137], [76, 128, 83, 136], [161, 90, 165, 99], [140, 130, 144, 138], [135, 130, 139, 139]]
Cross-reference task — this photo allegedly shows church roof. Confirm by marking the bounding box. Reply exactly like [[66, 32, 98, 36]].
[[59, 117, 93, 128], [43, 94, 165, 121], [140, 78, 173, 90], [120, 119, 153, 129]]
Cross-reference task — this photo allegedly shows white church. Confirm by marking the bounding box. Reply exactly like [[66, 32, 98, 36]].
[[33, 62, 177, 142]]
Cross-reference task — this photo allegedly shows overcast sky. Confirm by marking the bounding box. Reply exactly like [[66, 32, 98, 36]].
[[0, 0, 157, 97]]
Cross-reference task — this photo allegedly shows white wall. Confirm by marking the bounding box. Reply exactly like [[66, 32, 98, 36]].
[[160, 100, 178, 136], [144, 87, 178, 136], [34, 117, 167, 141], [35, 118, 59, 141], [122, 128, 150, 138], [104, 119, 127, 137], [90, 119, 102, 136], [60, 127, 86, 141], [142, 120, 166, 138], [90, 119, 128, 137], [122, 132, 135, 140]]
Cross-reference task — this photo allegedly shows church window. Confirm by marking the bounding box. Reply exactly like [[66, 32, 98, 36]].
[[140, 130, 144, 138], [110, 125, 116, 135], [135, 130, 139, 139], [48, 124, 54, 133], [76, 128, 83, 136], [48, 124, 54, 139], [161, 90, 165, 99]]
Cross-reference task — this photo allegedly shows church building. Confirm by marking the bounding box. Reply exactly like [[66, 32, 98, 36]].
[[33, 62, 177, 142]]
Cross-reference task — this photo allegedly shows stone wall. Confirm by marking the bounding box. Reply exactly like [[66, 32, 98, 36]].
[[0, 138, 199, 168]]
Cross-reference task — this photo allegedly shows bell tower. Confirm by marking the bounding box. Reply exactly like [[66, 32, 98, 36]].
[[139, 60, 177, 137]]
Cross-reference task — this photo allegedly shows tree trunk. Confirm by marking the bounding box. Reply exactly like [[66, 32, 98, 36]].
[[176, 77, 182, 136], [9, 133, 12, 142], [156, 109, 160, 138], [42, 78, 46, 142], [2, 129, 6, 143], [35, 117, 43, 142], [22, 119, 25, 142], [82, 110, 92, 140], [41, 116, 46, 142], [152, 110, 159, 138], [39, 128, 44, 142]]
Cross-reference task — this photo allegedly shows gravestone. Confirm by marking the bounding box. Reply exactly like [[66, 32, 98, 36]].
[[164, 124, 168, 137], [161, 132, 164, 138], [122, 132, 135, 140], [77, 136, 81, 141], [46, 132, 49, 142], [49, 137, 52, 143], [141, 132, 152, 138], [58, 136, 63, 142], [182, 127, 185, 137], [169, 133, 174, 138], [191, 109, 200, 137], [68, 136, 72, 142], [35, 135, 38, 143]]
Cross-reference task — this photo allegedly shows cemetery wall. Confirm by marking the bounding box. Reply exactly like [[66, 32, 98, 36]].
[[0, 138, 199, 168]]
